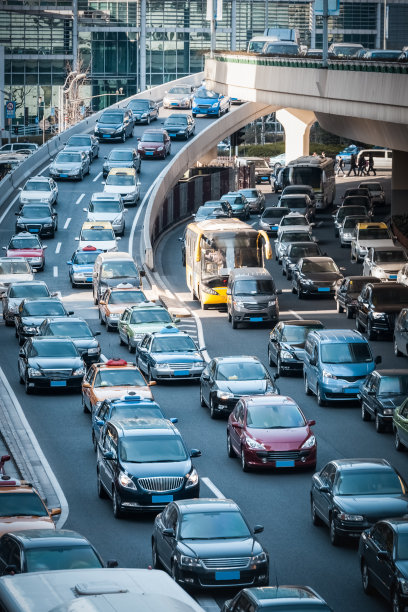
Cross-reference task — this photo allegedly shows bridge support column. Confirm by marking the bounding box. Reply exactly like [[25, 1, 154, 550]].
[[197, 147, 218, 165], [392, 150, 408, 216], [276, 108, 316, 164]]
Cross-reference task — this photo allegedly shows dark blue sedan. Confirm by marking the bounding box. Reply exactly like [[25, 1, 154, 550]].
[[66, 247, 102, 288]]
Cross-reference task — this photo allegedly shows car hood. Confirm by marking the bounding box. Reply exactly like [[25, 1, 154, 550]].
[[124, 458, 192, 479], [64, 145, 91, 153], [52, 161, 82, 169], [194, 97, 220, 105], [72, 264, 94, 274], [234, 295, 275, 304], [7, 248, 44, 257], [100, 278, 140, 290], [138, 141, 162, 148], [28, 356, 84, 369], [104, 185, 136, 194], [217, 379, 272, 396], [93, 385, 153, 401], [20, 190, 52, 201], [79, 239, 117, 250], [104, 160, 133, 168], [104, 304, 129, 315], [247, 426, 311, 449], [21, 315, 66, 326], [179, 537, 258, 559], [153, 352, 204, 364], [373, 305, 406, 314], [301, 272, 342, 282], [377, 394, 406, 409], [8, 296, 46, 308], [165, 93, 189, 100], [335, 494, 408, 519], [373, 263, 405, 272], [0, 516, 55, 537], [322, 362, 374, 377], [280, 341, 306, 360], [395, 561, 408, 578], [17, 215, 51, 223], [98, 122, 123, 130], [0, 273, 34, 284], [164, 122, 187, 130], [88, 213, 121, 222]]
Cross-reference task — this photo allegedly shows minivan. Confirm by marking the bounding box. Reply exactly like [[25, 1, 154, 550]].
[[303, 329, 381, 406], [357, 149, 392, 170], [92, 251, 144, 304], [227, 267, 281, 328]]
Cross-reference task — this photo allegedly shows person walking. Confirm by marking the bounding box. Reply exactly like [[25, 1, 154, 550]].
[[336, 156, 345, 177], [357, 154, 366, 176], [347, 153, 357, 176], [367, 153, 376, 176]]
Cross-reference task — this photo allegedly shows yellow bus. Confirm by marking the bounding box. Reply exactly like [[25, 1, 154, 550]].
[[185, 218, 272, 309]]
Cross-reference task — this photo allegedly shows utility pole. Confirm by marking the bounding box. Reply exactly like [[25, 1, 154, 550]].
[[231, 0, 237, 51], [72, 0, 78, 71], [322, 0, 329, 68], [0, 46, 4, 144], [383, 0, 387, 49], [210, 0, 217, 58], [140, 0, 146, 91]]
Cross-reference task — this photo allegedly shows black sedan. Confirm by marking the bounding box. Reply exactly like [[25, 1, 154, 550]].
[[38, 317, 101, 364], [127, 98, 159, 124], [292, 257, 344, 299], [15, 204, 58, 238], [152, 498, 269, 588], [355, 282, 408, 340], [268, 319, 324, 376], [222, 586, 332, 611], [282, 242, 323, 280], [335, 276, 381, 319], [64, 134, 99, 162], [311, 458, 408, 546], [200, 356, 278, 418], [15, 297, 74, 345], [94, 109, 135, 142], [102, 148, 141, 178], [359, 519, 408, 612], [359, 369, 408, 432], [18, 336, 85, 393], [163, 114, 195, 140]]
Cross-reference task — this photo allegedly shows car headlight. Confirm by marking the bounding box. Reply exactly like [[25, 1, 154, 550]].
[[250, 552, 267, 565], [20, 197, 29, 203], [322, 369, 337, 380], [399, 579, 408, 595], [343, 232, 352, 239], [118, 470, 136, 489], [73, 367, 85, 376], [107, 313, 120, 319], [179, 554, 201, 568], [108, 246, 118, 252], [301, 435, 316, 449], [245, 436, 265, 450], [201, 285, 218, 295], [211, 102, 219, 108], [383, 408, 394, 415], [88, 347, 100, 355], [372, 312, 386, 319], [268, 299, 276, 306], [112, 216, 122, 224], [216, 391, 234, 400], [22, 326, 37, 333], [73, 272, 86, 279], [157, 146, 164, 151], [43, 223, 53, 228], [301, 278, 314, 285], [115, 126, 124, 133], [29, 257, 43, 263], [233, 300, 245, 308], [338, 512, 364, 522], [157, 363, 171, 369], [280, 350, 294, 360], [28, 367, 42, 377], [193, 362, 204, 368], [185, 468, 199, 488], [8, 304, 18, 313], [141, 113, 148, 118], [133, 333, 146, 341]]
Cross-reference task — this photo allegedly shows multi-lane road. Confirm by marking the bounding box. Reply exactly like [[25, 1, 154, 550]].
[[0, 105, 398, 612]]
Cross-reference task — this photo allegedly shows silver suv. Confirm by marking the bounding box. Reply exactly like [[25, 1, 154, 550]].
[[84, 193, 126, 236]]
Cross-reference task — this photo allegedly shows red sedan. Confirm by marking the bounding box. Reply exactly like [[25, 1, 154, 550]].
[[227, 395, 316, 471], [3, 232, 47, 271], [137, 129, 171, 160]]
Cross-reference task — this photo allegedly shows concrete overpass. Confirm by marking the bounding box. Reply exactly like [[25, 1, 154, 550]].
[[205, 54, 408, 213]]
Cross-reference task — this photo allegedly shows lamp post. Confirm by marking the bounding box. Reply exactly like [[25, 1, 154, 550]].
[[38, 96, 45, 144]]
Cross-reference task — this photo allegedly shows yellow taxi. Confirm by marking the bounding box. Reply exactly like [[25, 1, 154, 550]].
[[0, 455, 60, 537], [76, 221, 118, 252], [98, 283, 149, 331], [81, 358, 155, 414]]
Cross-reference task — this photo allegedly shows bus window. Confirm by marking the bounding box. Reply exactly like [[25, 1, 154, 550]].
[[291, 166, 321, 188]]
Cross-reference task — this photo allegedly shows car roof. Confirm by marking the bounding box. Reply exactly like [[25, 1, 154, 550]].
[[167, 113, 189, 119], [9, 280, 47, 287], [7, 529, 90, 548], [332, 458, 393, 471], [281, 320, 323, 326], [310, 329, 368, 343], [151, 327, 189, 337], [229, 267, 272, 280], [287, 242, 319, 249], [143, 129, 166, 134], [107, 168, 136, 176], [0, 257, 32, 263], [370, 245, 405, 252], [81, 221, 113, 230], [280, 193, 309, 199], [92, 359, 138, 370], [357, 222, 388, 229], [283, 185, 313, 191], [242, 395, 298, 407], [301, 257, 335, 263], [174, 498, 239, 513], [109, 417, 177, 436], [370, 282, 407, 292], [128, 302, 164, 311], [95, 251, 133, 262], [91, 192, 122, 201], [244, 585, 325, 603], [214, 355, 262, 364], [21, 297, 62, 305], [24, 176, 50, 183]]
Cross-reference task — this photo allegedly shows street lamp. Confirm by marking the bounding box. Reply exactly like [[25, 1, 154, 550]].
[[38, 96, 45, 145]]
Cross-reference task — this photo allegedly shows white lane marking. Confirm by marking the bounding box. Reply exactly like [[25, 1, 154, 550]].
[[0, 367, 69, 527], [55, 242, 62, 254], [63, 217, 71, 229], [201, 477, 225, 499], [53, 266, 58, 277], [39, 162, 52, 176], [0, 192, 19, 225], [100, 354, 107, 363], [281, 309, 336, 316], [76, 193, 85, 205], [289, 309, 303, 320], [93, 171, 102, 182], [129, 181, 157, 258]]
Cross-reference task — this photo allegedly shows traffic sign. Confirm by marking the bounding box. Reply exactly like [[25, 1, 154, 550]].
[[5, 101, 16, 119], [50, 107, 55, 117], [35, 116, 39, 124], [314, 0, 340, 15]]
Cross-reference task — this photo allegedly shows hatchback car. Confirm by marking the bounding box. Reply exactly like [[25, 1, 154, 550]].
[[94, 108, 135, 141], [18, 336, 85, 393], [2, 280, 54, 326], [38, 317, 101, 365], [103, 168, 140, 207], [99, 285, 147, 331], [200, 356, 278, 418], [163, 114, 195, 140], [163, 85, 195, 109], [136, 327, 205, 382], [15, 204, 58, 239], [3, 233, 47, 271], [64, 134, 99, 161], [268, 319, 324, 376], [359, 370, 408, 433], [238, 189, 265, 214], [152, 498, 267, 588], [15, 297, 73, 345], [49, 150, 90, 180], [220, 193, 251, 220], [76, 222, 118, 252], [258, 207, 290, 236], [138, 129, 171, 159], [0, 259, 34, 296], [311, 459, 408, 546], [19, 176, 58, 207], [102, 148, 141, 178], [222, 586, 332, 612], [84, 193, 126, 236], [127, 98, 159, 123], [118, 303, 177, 352], [292, 257, 344, 299], [66, 246, 102, 288], [355, 282, 408, 340], [281, 242, 323, 280], [227, 395, 316, 471], [335, 276, 381, 319], [362, 246, 408, 281], [277, 212, 313, 236], [192, 88, 231, 117], [96, 418, 201, 517]]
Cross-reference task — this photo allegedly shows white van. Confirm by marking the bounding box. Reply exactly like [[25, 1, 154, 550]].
[[357, 149, 392, 171], [247, 36, 279, 53]]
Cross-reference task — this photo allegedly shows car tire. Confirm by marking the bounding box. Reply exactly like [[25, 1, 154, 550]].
[[119, 333, 125, 346], [18, 335, 24, 347], [346, 306, 354, 319], [106, 322, 114, 332], [277, 354, 285, 377], [4, 318, 13, 327], [317, 385, 327, 407], [361, 402, 371, 421], [304, 375, 312, 396], [147, 116, 151, 125], [329, 516, 340, 546], [128, 338, 135, 354], [171, 559, 180, 584], [336, 301, 344, 314], [231, 316, 238, 329], [241, 447, 249, 472], [99, 310, 105, 325], [152, 540, 162, 569], [192, 113, 196, 118], [361, 561, 373, 595], [216, 109, 221, 119], [311, 499, 323, 526], [147, 367, 155, 383], [92, 431, 97, 452], [375, 412, 386, 433], [210, 396, 219, 419], [356, 316, 364, 332], [367, 320, 375, 340], [392, 590, 404, 612], [268, 347, 276, 367], [82, 396, 90, 414], [112, 488, 124, 519], [227, 432, 236, 458], [24, 376, 33, 395], [97, 470, 108, 498], [394, 339, 402, 357], [298, 285, 304, 300], [121, 132, 126, 143], [199, 386, 206, 407], [395, 430, 405, 452]]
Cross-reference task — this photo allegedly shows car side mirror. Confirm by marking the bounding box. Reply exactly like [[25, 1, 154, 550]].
[[375, 355, 382, 365], [173, 317, 180, 323], [148, 381, 157, 386], [94, 331, 101, 337], [83, 207, 88, 212], [253, 525, 264, 534], [19, 349, 25, 357], [139, 270, 146, 277], [104, 156, 107, 159], [50, 507, 61, 516], [170, 417, 178, 424], [199, 346, 206, 352], [75, 237, 79, 241], [201, 372, 209, 380], [377, 550, 389, 561], [15, 212, 19, 216], [107, 559, 118, 568], [309, 357, 316, 366], [82, 381, 91, 388], [96, 419, 105, 426], [308, 419, 316, 426], [162, 528, 175, 538], [68, 311, 74, 316], [318, 484, 329, 493], [103, 451, 114, 460], [190, 449, 201, 458], [2, 247, 6, 250], [4, 565, 19, 575]]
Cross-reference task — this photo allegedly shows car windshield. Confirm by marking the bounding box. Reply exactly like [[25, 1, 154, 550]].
[[31, 340, 78, 357], [22, 302, 65, 316], [240, 190, 258, 198], [90, 202, 121, 213], [9, 285, 48, 298], [222, 196, 244, 205], [20, 206, 50, 218], [363, 183, 381, 192], [195, 88, 219, 99], [345, 196, 370, 207], [374, 250, 408, 263], [281, 232, 312, 243], [321, 342, 372, 364], [94, 369, 146, 387], [359, 229, 391, 240], [338, 207, 367, 221], [0, 261, 30, 274], [129, 100, 149, 110], [151, 336, 197, 352], [332, 45, 362, 56], [217, 361, 267, 381], [343, 216, 367, 229], [24, 181, 51, 192], [288, 245, 320, 258], [80, 229, 115, 241], [372, 288, 408, 307], [292, 167, 322, 189], [378, 375, 408, 395], [108, 151, 133, 161], [119, 435, 187, 462], [45, 321, 93, 338], [301, 260, 338, 273], [169, 86, 191, 94], [247, 403, 305, 429], [9, 238, 41, 249], [100, 113, 124, 123], [68, 136, 90, 146], [263, 208, 289, 220], [141, 133, 163, 142], [396, 533, 408, 560], [195, 207, 219, 220], [265, 43, 298, 54], [25, 546, 102, 572], [0, 492, 47, 517], [108, 290, 145, 304], [281, 325, 323, 344], [335, 470, 404, 495], [101, 261, 138, 279], [73, 251, 99, 265], [130, 310, 172, 324], [253, 161, 269, 169], [111, 406, 163, 420], [180, 510, 250, 540], [347, 278, 370, 293], [106, 175, 135, 186], [56, 153, 82, 163], [281, 217, 308, 226], [282, 197, 307, 208], [233, 279, 275, 295], [165, 117, 187, 125]]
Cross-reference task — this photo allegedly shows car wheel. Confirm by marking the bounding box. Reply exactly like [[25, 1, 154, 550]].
[[356, 316, 364, 332], [304, 375, 312, 396], [346, 306, 354, 319], [298, 285, 304, 300], [4, 318, 13, 327], [82, 396, 90, 414], [311, 499, 323, 526], [106, 321, 114, 332], [92, 431, 97, 452], [216, 109, 221, 118], [317, 385, 327, 407], [361, 402, 371, 421], [18, 335, 24, 347], [282, 267, 286, 277], [375, 412, 385, 433], [227, 432, 236, 458], [97, 470, 108, 498], [128, 337, 135, 354], [231, 316, 238, 329], [112, 488, 124, 519], [171, 559, 180, 583], [268, 347, 275, 367], [199, 386, 206, 407], [277, 354, 284, 377], [99, 310, 105, 325], [24, 376, 33, 395], [192, 113, 196, 118], [336, 301, 344, 314], [329, 516, 340, 546], [147, 116, 151, 125], [121, 132, 126, 143], [152, 540, 162, 569], [147, 367, 155, 383], [210, 396, 219, 419], [395, 430, 405, 452], [119, 333, 126, 346], [361, 561, 373, 595], [394, 339, 402, 357], [392, 590, 404, 612], [241, 447, 249, 472]]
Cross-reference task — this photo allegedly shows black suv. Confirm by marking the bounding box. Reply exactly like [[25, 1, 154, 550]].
[[356, 282, 408, 340], [127, 98, 159, 124], [96, 418, 201, 518], [15, 204, 58, 238], [359, 369, 408, 432], [335, 276, 381, 319], [94, 109, 135, 142]]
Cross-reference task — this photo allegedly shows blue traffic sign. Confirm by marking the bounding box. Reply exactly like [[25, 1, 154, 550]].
[[34, 116, 39, 124], [5, 101, 16, 119]]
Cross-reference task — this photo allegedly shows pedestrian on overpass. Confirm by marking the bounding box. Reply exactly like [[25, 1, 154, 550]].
[[357, 154, 366, 176], [367, 153, 376, 176], [347, 153, 357, 176]]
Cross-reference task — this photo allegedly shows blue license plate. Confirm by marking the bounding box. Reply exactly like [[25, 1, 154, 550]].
[[318, 287, 330, 292], [275, 460, 295, 467], [169, 134, 176, 137], [174, 370, 189, 376], [102, 135, 111, 138], [51, 380, 66, 387], [344, 388, 358, 394], [171, 103, 178, 105], [215, 571, 240, 581], [261, 176, 268, 180], [29, 229, 39, 233], [390, 275, 397, 279], [250, 317, 263, 322], [271, 225, 279, 230], [86, 277, 93, 282], [145, 152, 154, 156], [60, 174, 68, 178], [152, 495, 173, 503]]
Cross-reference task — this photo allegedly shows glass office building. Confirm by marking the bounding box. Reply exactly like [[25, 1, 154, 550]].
[[1, 0, 408, 125]]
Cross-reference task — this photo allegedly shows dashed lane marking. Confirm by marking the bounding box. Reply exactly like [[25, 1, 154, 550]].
[[76, 193, 85, 204], [55, 242, 62, 254], [63, 217, 71, 229], [53, 266, 58, 277], [93, 171, 102, 182]]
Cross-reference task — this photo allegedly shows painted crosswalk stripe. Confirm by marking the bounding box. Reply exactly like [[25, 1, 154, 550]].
[[93, 171, 102, 182], [76, 193, 85, 204], [53, 266, 58, 277], [55, 242, 62, 254], [64, 217, 71, 229]]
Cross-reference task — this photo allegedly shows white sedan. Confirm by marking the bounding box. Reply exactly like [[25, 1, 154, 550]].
[[19, 176, 58, 207]]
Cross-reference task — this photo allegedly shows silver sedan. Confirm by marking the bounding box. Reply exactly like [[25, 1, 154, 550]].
[[49, 151, 90, 181]]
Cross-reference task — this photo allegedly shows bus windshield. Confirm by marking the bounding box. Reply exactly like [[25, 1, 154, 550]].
[[201, 232, 262, 280], [292, 167, 321, 189]]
